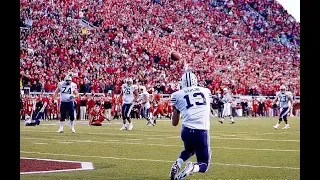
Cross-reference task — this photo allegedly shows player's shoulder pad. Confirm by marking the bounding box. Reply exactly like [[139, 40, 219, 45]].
[[58, 81, 64, 87], [276, 91, 281, 96], [71, 82, 77, 87]]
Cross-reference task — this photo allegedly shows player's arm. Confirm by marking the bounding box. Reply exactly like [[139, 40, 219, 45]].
[[289, 95, 294, 109], [73, 88, 79, 98], [273, 95, 279, 104], [133, 88, 139, 102], [171, 107, 180, 126], [53, 87, 60, 100], [170, 93, 180, 126], [88, 110, 93, 125]]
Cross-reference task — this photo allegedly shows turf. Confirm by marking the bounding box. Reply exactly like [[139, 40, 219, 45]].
[[20, 117, 300, 180]]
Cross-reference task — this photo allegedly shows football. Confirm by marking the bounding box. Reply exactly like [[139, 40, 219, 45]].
[[171, 52, 181, 61]]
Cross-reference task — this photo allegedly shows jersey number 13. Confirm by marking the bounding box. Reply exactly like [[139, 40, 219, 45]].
[[183, 92, 207, 109]]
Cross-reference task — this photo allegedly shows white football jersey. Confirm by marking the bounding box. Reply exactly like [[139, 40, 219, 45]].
[[222, 92, 232, 103], [140, 91, 150, 109], [171, 86, 212, 130], [276, 91, 291, 108], [58, 81, 77, 102], [122, 84, 138, 104]]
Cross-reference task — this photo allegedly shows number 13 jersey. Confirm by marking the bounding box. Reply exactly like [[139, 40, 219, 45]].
[[170, 86, 212, 130]]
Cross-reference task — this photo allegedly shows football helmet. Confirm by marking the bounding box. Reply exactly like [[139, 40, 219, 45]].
[[280, 85, 286, 94], [127, 78, 133, 86], [64, 75, 72, 85], [139, 86, 146, 93], [181, 72, 198, 89]]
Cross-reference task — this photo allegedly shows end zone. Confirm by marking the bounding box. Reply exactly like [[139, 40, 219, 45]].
[[20, 157, 94, 175]]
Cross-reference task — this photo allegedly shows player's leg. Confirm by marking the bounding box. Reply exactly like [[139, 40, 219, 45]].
[[57, 102, 67, 133], [32, 111, 41, 125], [68, 102, 76, 133], [282, 107, 290, 129], [107, 109, 111, 121], [219, 105, 226, 124], [153, 108, 160, 124], [177, 129, 211, 179], [144, 107, 154, 126], [228, 104, 234, 124], [126, 104, 134, 130], [169, 127, 195, 180], [120, 104, 127, 130]]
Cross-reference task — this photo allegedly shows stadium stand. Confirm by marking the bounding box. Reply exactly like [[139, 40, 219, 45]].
[[20, 0, 300, 96]]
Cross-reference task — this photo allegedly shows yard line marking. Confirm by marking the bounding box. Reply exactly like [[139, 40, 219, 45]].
[[20, 151, 300, 170], [33, 143, 48, 145], [21, 137, 299, 152], [58, 142, 74, 144], [147, 138, 163, 140], [20, 130, 300, 142]]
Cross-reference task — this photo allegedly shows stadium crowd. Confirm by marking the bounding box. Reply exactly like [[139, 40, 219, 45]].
[[20, 0, 300, 96]]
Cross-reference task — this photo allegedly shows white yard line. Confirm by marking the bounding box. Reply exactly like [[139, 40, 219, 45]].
[[20, 130, 300, 142], [20, 151, 300, 170], [21, 137, 299, 152]]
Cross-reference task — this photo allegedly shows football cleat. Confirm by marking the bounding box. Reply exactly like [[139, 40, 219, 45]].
[[176, 161, 194, 180], [57, 128, 64, 133], [169, 162, 180, 180], [273, 123, 280, 129], [71, 128, 76, 133], [282, 124, 290, 129], [128, 124, 133, 130], [219, 119, 224, 124], [120, 126, 127, 130]]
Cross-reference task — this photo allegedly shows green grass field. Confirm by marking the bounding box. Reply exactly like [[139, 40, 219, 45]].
[[20, 117, 300, 180]]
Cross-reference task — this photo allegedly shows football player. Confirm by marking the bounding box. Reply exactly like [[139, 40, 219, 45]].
[[169, 71, 212, 180], [152, 93, 167, 124], [219, 88, 235, 124], [119, 78, 139, 130], [89, 103, 107, 126], [273, 85, 293, 129], [53, 74, 79, 133], [138, 86, 154, 126]]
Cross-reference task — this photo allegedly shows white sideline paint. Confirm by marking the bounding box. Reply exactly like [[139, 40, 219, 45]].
[[21, 137, 299, 152], [20, 151, 300, 170], [20, 130, 300, 142], [33, 142, 48, 145], [20, 157, 94, 174]]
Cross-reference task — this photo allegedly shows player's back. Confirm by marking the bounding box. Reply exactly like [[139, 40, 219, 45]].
[[171, 86, 211, 130]]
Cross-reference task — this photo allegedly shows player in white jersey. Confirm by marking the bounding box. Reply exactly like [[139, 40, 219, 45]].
[[169, 71, 212, 180], [219, 88, 235, 124], [138, 86, 154, 126], [273, 85, 293, 129], [119, 78, 139, 130], [53, 75, 79, 133]]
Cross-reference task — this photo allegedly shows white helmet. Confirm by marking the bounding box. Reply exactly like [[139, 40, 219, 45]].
[[126, 78, 133, 86], [64, 75, 72, 85], [280, 85, 286, 93], [181, 72, 198, 89], [139, 86, 146, 93]]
